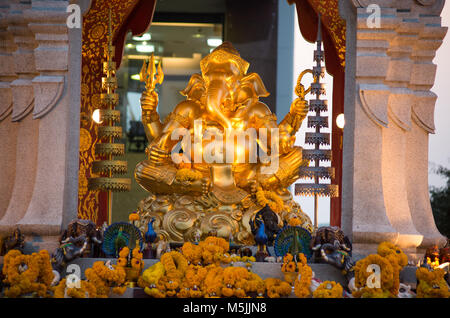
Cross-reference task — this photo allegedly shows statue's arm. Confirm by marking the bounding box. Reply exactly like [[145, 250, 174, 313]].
[[278, 97, 309, 138], [141, 90, 163, 143], [247, 102, 279, 154], [147, 101, 196, 164]]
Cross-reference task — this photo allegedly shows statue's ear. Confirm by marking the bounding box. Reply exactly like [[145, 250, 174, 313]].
[[239, 73, 270, 98], [180, 73, 205, 98]]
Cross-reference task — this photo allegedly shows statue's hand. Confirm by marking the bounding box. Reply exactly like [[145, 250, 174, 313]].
[[148, 144, 169, 165], [279, 133, 295, 154], [141, 90, 159, 113], [290, 99, 308, 118]]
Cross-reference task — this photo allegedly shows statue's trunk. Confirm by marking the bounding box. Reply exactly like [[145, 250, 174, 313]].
[[206, 79, 232, 130]]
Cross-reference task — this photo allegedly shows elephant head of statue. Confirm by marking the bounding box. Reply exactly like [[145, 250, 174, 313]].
[[198, 41, 250, 129], [235, 72, 270, 107]]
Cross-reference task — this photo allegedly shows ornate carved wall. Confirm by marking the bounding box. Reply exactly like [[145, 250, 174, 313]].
[[78, 0, 156, 225], [289, 0, 346, 226]]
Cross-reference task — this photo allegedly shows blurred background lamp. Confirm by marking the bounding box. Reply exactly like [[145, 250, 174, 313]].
[[207, 38, 222, 47], [132, 33, 151, 41], [131, 74, 141, 81], [136, 44, 155, 53], [92, 109, 102, 124], [336, 113, 345, 129]]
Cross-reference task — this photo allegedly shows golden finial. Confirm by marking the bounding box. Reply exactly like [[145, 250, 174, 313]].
[[140, 53, 164, 91]]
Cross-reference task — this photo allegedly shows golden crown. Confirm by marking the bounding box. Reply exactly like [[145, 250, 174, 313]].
[[200, 41, 250, 76]]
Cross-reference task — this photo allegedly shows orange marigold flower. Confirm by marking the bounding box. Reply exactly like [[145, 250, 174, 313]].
[[117, 257, 127, 267], [286, 262, 296, 272], [129, 213, 140, 221]]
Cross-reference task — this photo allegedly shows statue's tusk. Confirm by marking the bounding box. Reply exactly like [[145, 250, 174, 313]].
[[91, 237, 102, 245], [320, 248, 329, 262], [341, 243, 351, 252], [312, 244, 321, 251]]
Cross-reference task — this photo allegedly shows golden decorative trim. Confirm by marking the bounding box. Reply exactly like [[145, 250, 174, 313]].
[[88, 177, 131, 192], [98, 126, 122, 139], [99, 109, 121, 122], [295, 183, 339, 198], [94, 143, 125, 156], [92, 160, 128, 174]]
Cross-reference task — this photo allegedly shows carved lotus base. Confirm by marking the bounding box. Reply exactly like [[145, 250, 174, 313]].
[[135, 190, 313, 245]]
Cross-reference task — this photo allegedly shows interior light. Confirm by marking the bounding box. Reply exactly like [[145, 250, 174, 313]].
[[207, 38, 222, 47], [136, 44, 155, 53], [132, 33, 151, 41], [336, 113, 345, 129], [92, 109, 102, 124], [131, 74, 141, 81]]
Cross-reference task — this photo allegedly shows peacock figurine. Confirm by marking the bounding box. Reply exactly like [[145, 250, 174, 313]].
[[115, 227, 127, 256], [274, 225, 312, 260], [102, 222, 143, 257], [254, 216, 269, 261], [145, 218, 157, 245], [254, 217, 268, 248]]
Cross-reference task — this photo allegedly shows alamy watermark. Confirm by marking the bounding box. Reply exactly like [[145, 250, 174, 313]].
[[366, 264, 381, 288], [366, 4, 381, 28], [169, 120, 279, 174], [65, 264, 81, 289], [66, 4, 81, 29]]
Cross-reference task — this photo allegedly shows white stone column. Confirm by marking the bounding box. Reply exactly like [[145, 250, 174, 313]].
[[407, 10, 447, 250], [0, 0, 40, 231], [349, 6, 400, 254], [16, 0, 76, 242], [382, 12, 424, 250], [0, 1, 18, 219], [345, 0, 447, 257]]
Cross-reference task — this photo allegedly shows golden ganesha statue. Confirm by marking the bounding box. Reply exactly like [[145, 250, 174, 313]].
[[134, 42, 312, 244]]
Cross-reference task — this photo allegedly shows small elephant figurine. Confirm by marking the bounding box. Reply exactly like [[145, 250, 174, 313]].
[[318, 243, 356, 292], [62, 219, 103, 257], [311, 226, 352, 259], [51, 235, 88, 281]]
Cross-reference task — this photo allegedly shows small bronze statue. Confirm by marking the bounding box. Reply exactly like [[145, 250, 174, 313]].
[[61, 219, 103, 257], [310, 226, 355, 291], [51, 235, 88, 285], [311, 226, 352, 260], [0, 227, 25, 256]]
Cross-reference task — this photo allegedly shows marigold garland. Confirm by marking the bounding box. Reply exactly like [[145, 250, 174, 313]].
[[312, 281, 343, 298], [288, 217, 303, 227], [160, 251, 188, 280], [84, 261, 127, 298], [352, 254, 394, 298], [53, 278, 97, 298], [377, 241, 408, 269], [264, 278, 291, 298], [2, 249, 54, 298], [255, 187, 284, 213], [416, 267, 450, 298], [293, 257, 312, 298]]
